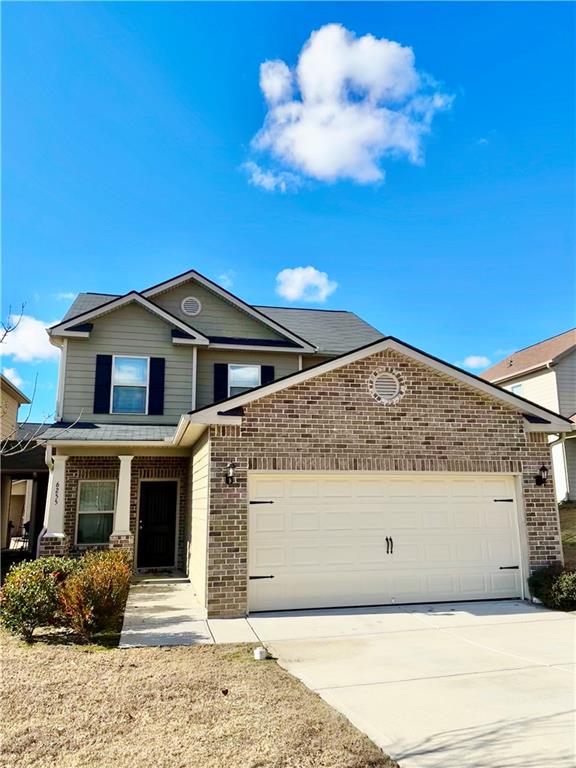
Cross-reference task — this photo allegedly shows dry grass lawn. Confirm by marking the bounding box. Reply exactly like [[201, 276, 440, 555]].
[[1, 632, 396, 768], [560, 502, 576, 569]]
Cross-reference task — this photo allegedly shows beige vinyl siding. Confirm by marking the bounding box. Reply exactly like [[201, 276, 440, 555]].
[[152, 281, 287, 341], [195, 349, 301, 408], [301, 354, 333, 370], [564, 439, 576, 501], [1, 393, 19, 439], [187, 431, 210, 605], [554, 349, 576, 417], [502, 368, 560, 413], [61, 304, 193, 424]]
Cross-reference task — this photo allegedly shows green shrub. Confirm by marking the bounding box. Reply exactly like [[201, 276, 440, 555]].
[[0, 557, 80, 641], [58, 549, 132, 640], [528, 565, 576, 611]]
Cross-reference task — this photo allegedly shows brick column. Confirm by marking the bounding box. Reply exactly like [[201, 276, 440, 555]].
[[38, 455, 69, 558], [109, 455, 134, 555]]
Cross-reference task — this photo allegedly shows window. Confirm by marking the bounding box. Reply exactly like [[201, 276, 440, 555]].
[[112, 356, 148, 414], [228, 364, 261, 397], [77, 481, 116, 544], [510, 384, 523, 396]]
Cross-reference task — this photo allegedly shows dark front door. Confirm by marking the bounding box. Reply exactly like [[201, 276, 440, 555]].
[[137, 481, 178, 568]]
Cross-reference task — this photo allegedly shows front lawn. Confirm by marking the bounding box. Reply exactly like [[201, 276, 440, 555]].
[[1, 633, 396, 768], [560, 502, 576, 569]]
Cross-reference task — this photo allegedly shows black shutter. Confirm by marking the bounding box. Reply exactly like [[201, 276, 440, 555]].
[[93, 355, 112, 414], [214, 363, 228, 402], [261, 365, 275, 385], [148, 358, 165, 416]]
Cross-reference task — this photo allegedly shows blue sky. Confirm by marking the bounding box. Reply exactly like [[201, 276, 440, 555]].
[[2, 2, 574, 422]]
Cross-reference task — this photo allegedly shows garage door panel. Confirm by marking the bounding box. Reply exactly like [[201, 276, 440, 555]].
[[249, 473, 522, 612]]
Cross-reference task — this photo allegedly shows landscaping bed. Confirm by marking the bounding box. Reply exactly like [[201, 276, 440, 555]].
[[560, 502, 576, 569], [1, 633, 396, 768]]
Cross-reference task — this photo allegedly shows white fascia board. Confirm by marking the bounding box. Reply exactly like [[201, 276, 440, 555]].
[[188, 337, 573, 431], [524, 422, 576, 433], [54, 331, 91, 339], [141, 270, 317, 352], [49, 292, 210, 344]]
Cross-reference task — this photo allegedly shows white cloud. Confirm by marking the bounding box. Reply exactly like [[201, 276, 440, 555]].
[[247, 23, 452, 188], [463, 355, 491, 369], [55, 292, 77, 301], [0, 315, 60, 363], [218, 270, 236, 289], [276, 266, 338, 303], [244, 161, 300, 193], [2, 367, 23, 388]]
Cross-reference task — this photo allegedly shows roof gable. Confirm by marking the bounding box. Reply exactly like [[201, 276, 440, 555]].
[[182, 336, 574, 433], [141, 270, 316, 351], [48, 292, 210, 343]]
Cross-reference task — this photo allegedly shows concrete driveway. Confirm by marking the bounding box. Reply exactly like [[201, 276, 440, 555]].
[[248, 601, 576, 768]]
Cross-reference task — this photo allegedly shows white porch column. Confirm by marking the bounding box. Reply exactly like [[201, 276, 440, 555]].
[[38, 455, 69, 557], [112, 455, 134, 536], [43, 455, 68, 536]]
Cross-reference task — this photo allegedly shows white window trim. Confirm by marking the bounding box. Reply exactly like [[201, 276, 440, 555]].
[[110, 354, 150, 415], [76, 479, 118, 546], [228, 363, 261, 398]]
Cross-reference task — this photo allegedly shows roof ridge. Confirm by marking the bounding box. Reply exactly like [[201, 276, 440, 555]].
[[510, 327, 576, 356], [84, 292, 121, 297], [255, 305, 352, 313]]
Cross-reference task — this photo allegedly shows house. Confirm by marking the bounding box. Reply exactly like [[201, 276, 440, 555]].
[[1, 376, 49, 555], [38, 269, 573, 617], [482, 329, 576, 503]]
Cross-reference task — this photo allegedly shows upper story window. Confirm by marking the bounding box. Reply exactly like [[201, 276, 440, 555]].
[[111, 356, 149, 414], [228, 364, 261, 397], [510, 384, 523, 396]]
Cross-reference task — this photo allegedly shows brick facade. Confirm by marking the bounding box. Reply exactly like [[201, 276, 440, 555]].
[[206, 348, 562, 617], [60, 455, 188, 568]]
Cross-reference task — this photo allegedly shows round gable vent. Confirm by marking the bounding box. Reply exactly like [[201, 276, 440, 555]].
[[181, 296, 202, 316], [370, 371, 403, 405]]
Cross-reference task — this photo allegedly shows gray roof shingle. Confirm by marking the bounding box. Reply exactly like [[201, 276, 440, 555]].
[[255, 306, 383, 354], [41, 423, 176, 442], [60, 293, 384, 354]]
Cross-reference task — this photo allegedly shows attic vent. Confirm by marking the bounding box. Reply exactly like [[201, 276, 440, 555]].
[[181, 296, 202, 317], [370, 371, 403, 405]]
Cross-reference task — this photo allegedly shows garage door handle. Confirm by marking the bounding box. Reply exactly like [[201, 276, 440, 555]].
[[499, 566, 519, 570], [249, 500, 275, 505], [390, 536, 394, 554], [249, 575, 275, 580], [385, 536, 390, 554], [493, 499, 514, 503]]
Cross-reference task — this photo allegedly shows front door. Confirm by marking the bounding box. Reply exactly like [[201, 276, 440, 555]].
[[137, 481, 178, 568]]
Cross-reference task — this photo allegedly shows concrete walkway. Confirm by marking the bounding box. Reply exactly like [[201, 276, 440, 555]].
[[120, 576, 576, 768], [119, 574, 259, 647]]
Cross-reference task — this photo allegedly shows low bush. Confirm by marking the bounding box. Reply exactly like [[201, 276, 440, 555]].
[[58, 549, 132, 640], [528, 565, 576, 611], [0, 557, 80, 642]]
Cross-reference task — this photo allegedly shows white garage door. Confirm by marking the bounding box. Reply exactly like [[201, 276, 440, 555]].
[[248, 473, 523, 612]]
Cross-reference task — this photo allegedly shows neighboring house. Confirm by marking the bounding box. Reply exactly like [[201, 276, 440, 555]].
[[39, 269, 573, 617], [1, 376, 49, 554], [1, 373, 30, 440], [482, 329, 576, 503]]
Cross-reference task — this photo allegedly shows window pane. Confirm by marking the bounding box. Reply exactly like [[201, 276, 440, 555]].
[[78, 513, 113, 544], [113, 357, 148, 386], [230, 386, 252, 397], [229, 365, 260, 389], [112, 386, 146, 414], [79, 481, 116, 511]]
